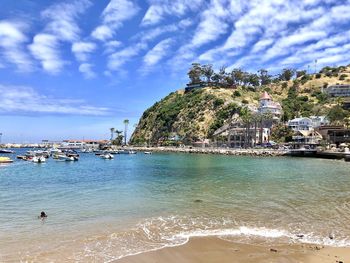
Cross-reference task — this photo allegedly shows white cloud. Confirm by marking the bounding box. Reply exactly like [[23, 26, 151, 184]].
[[141, 5, 164, 26], [0, 20, 33, 71], [263, 30, 327, 62], [108, 43, 146, 70], [79, 63, 96, 78], [195, 1, 326, 65], [28, 0, 92, 74], [104, 40, 122, 54], [28, 34, 64, 74], [251, 39, 274, 53], [41, 0, 92, 42], [141, 0, 203, 26], [0, 84, 110, 116], [135, 18, 192, 45], [91, 25, 114, 41], [190, 0, 230, 48], [72, 41, 96, 61], [142, 38, 173, 72], [91, 0, 139, 41]]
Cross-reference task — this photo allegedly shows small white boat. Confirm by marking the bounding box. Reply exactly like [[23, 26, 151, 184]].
[[54, 154, 75, 161], [144, 151, 152, 155], [100, 153, 114, 159], [32, 156, 46, 163]]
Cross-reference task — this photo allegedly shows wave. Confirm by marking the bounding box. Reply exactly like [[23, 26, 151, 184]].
[[74, 215, 350, 262]]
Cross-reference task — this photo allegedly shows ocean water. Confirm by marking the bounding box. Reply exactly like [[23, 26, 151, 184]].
[[0, 150, 350, 262]]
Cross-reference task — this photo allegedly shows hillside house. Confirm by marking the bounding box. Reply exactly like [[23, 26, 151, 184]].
[[257, 91, 282, 119], [324, 84, 350, 97], [288, 117, 313, 131]]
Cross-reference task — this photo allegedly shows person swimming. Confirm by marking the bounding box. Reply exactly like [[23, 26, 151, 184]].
[[38, 211, 47, 219]]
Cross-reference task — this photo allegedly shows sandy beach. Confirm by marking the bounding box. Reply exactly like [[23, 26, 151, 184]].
[[116, 237, 350, 263]]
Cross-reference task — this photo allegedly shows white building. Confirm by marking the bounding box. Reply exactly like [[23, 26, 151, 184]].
[[61, 140, 109, 149], [324, 85, 350, 97], [288, 117, 313, 131], [258, 91, 282, 119], [309, 116, 329, 128]]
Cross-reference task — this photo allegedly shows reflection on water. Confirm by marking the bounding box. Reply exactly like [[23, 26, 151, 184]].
[[0, 151, 349, 262]]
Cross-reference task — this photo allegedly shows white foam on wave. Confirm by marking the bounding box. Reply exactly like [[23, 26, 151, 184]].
[[81, 216, 350, 262], [174, 226, 289, 240]]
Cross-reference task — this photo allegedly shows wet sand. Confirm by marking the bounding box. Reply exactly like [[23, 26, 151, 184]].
[[116, 237, 350, 263]]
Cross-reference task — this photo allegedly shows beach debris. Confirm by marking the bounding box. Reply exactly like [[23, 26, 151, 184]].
[[194, 199, 203, 203], [296, 234, 304, 238], [38, 211, 48, 219], [270, 248, 278, 253]]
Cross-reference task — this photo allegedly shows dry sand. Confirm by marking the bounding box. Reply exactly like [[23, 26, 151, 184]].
[[116, 237, 350, 263]]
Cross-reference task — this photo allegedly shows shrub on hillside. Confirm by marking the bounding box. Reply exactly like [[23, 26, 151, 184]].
[[213, 98, 224, 108], [339, 74, 347, 80]]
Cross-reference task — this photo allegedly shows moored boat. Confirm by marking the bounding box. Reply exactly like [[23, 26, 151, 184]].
[[31, 156, 46, 163], [53, 154, 75, 161], [0, 149, 14, 154], [0, 157, 13, 163], [100, 153, 114, 159]]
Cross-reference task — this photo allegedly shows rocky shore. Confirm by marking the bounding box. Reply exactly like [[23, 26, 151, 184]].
[[125, 146, 288, 157]]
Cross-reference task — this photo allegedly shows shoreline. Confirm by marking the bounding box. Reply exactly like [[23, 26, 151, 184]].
[[125, 146, 350, 161], [115, 236, 350, 263], [126, 146, 288, 157]]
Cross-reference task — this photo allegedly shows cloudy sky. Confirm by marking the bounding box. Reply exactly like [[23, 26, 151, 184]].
[[0, 0, 349, 142]]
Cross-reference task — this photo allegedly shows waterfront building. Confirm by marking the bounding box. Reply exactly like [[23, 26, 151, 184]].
[[257, 91, 282, 119], [213, 115, 270, 148], [62, 140, 109, 149], [291, 130, 323, 145], [324, 84, 350, 97], [316, 126, 350, 145], [288, 117, 313, 131]]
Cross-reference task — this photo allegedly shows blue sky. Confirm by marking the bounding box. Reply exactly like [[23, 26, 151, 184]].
[[0, 0, 350, 142]]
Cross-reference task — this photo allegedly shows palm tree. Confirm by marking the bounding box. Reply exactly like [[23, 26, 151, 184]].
[[123, 119, 129, 145], [110, 128, 115, 141], [115, 130, 122, 137], [251, 113, 259, 147], [240, 107, 252, 148], [114, 130, 123, 145]]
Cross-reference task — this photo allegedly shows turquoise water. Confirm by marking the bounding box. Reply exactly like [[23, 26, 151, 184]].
[[0, 150, 350, 262]]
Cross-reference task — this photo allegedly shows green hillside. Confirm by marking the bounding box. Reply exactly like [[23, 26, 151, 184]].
[[131, 65, 350, 146]]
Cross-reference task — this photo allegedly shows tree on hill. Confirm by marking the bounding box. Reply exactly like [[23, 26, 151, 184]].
[[188, 63, 203, 84], [218, 66, 227, 83], [296, 70, 307, 78], [202, 64, 214, 83], [279, 68, 296, 81], [247, 73, 260, 87], [327, 105, 348, 124], [270, 124, 293, 143], [231, 68, 245, 85], [258, 69, 272, 86]]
